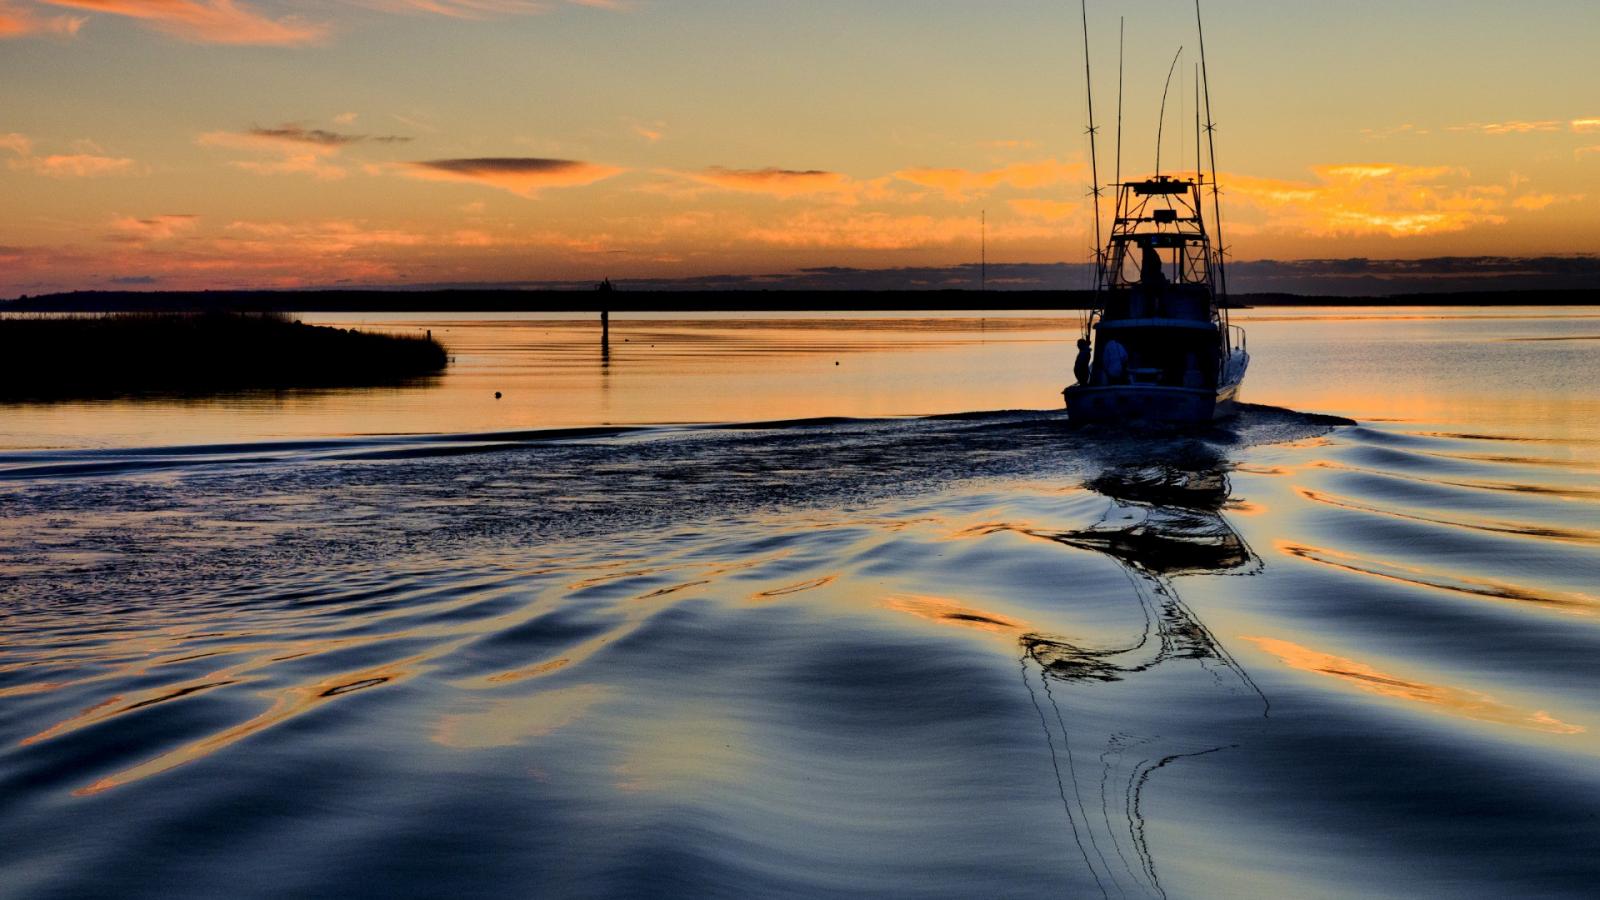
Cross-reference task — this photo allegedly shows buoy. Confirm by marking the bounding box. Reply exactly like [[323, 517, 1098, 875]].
[[494, 391, 502, 399]]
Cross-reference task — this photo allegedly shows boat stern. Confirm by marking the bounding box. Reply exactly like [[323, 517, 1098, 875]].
[[1063, 383, 1235, 423]]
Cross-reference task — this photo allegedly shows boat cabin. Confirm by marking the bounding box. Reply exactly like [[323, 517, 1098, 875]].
[[1085, 176, 1240, 392]]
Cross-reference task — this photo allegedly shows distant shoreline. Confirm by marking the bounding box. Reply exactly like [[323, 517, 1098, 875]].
[[3, 288, 1598, 313], [0, 313, 448, 402]]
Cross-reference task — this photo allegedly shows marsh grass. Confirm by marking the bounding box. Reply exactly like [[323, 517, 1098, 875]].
[[0, 312, 448, 401]]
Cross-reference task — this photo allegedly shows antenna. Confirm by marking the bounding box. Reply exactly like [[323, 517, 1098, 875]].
[[1154, 46, 1183, 180], [1079, 0, 1103, 293], [1196, 0, 1228, 299]]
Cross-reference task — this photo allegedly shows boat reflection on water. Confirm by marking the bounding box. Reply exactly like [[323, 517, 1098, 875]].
[[1015, 443, 1268, 899]]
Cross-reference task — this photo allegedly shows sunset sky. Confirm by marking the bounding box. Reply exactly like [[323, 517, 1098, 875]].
[[3, 0, 1598, 295]]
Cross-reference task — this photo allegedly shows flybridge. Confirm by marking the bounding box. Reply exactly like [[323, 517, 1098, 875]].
[[1129, 176, 1194, 195], [1115, 177, 1207, 230]]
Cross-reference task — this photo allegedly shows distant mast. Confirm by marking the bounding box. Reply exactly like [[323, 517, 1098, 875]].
[[981, 209, 987, 292]]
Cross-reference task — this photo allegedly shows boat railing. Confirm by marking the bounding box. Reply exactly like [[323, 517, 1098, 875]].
[[1226, 323, 1247, 355]]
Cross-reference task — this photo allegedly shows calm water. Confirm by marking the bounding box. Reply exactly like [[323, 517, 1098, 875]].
[[2, 309, 1598, 898]]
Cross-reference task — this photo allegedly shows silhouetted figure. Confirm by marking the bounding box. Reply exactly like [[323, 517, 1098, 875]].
[[1139, 241, 1166, 286], [1074, 338, 1093, 386], [1100, 338, 1129, 384], [596, 278, 614, 292]]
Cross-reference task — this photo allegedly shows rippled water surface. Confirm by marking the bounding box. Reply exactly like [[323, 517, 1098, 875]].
[[3, 308, 1598, 898]]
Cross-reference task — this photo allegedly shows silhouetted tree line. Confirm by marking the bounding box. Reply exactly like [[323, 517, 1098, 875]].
[[0, 312, 448, 401]]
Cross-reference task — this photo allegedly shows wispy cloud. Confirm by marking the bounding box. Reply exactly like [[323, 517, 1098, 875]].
[[1008, 198, 1078, 222], [3, 131, 137, 177], [682, 167, 858, 200], [1510, 192, 1585, 211], [1359, 123, 1429, 141], [351, 0, 623, 19], [197, 123, 407, 179], [199, 128, 346, 179], [0, 132, 32, 155], [246, 124, 410, 146], [247, 125, 364, 147], [1571, 118, 1600, 134], [20, 153, 137, 177], [108, 213, 198, 242], [0, 1, 83, 37], [741, 210, 1054, 251], [399, 157, 624, 197], [1448, 120, 1564, 135], [40, 0, 326, 46], [893, 159, 1084, 201]]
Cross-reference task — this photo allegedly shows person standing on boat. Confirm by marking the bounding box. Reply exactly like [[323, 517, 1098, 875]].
[[1100, 338, 1129, 384], [1074, 338, 1093, 386], [1139, 241, 1167, 286]]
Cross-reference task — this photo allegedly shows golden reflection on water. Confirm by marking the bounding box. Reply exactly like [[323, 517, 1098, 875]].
[[1277, 540, 1598, 616], [749, 575, 837, 601], [1298, 486, 1600, 546], [72, 655, 425, 796], [433, 684, 615, 751], [883, 594, 1031, 639], [1241, 636, 1584, 735]]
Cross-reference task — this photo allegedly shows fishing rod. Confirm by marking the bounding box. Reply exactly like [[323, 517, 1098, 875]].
[[1079, 0, 1104, 295]]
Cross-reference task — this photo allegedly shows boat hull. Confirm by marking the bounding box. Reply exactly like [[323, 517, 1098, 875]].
[[1064, 381, 1240, 424]]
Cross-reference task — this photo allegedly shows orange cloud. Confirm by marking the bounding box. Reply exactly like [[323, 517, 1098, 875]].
[[1450, 120, 1564, 135], [0, 1, 83, 36], [1511, 192, 1585, 211], [22, 153, 137, 176], [1008, 197, 1078, 222], [1227, 164, 1511, 237], [1571, 118, 1600, 134], [0, 132, 32, 155], [399, 157, 625, 197], [682, 166, 858, 200], [42, 0, 326, 45], [742, 210, 1055, 251], [354, 0, 622, 17], [225, 219, 430, 253], [108, 213, 198, 241], [893, 158, 1084, 201]]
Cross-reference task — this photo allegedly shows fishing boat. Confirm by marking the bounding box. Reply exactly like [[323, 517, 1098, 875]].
[[1063, 1, 1247, 423]]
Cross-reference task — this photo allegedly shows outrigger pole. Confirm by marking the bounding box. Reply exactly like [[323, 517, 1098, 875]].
[[1079, 0, 1103, 295], [1195, 64, 1202, 186], [1195, 0, 1228, 300], [1115, 17, 1124, 200]]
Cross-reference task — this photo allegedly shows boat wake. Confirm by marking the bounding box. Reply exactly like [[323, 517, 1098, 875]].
[[10, 402, 1595, 897]]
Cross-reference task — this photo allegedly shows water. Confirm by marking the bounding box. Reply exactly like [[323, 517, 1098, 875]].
[[2, 309, 1597, 898]]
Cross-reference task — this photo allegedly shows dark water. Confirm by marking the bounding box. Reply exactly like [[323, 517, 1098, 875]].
[[3, 311, 1599, 897]]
